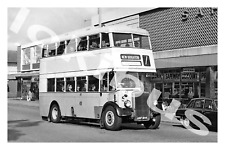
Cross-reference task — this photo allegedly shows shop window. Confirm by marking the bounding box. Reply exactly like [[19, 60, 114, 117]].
[[89, 34, 100, 50], [23, 48, 31, 65], [66, 77, 75, 92], [47, 78, 55, 92], [163, 83, 172, 99], [88, 75, 99, 92], [76, 76, 87, 92], [56, 78, 65, 92], [172, 82, 180, 98], [48, 43, 56, 56], [66, 39, 76, 53], [77, 37, 87, 51], [101, 33, 110, 48], [200, 83, 205, 97], [35, 45, 42, 63], [57, 41, 65, 55]]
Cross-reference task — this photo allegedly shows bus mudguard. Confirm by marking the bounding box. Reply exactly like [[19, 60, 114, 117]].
[[102, 101, 132, 117]]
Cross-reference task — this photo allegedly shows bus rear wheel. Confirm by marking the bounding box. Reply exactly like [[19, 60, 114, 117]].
[[144, 114, 161, 129], [102, 106, 122, 131], [50, 103, 61, 123]]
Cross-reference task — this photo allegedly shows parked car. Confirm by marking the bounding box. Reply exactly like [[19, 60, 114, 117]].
[[175, 98, 217, 130]]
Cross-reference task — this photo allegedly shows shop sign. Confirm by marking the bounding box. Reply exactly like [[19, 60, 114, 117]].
[[164, 73, 180, 80], [182, 7, 217, 21], [182, 68, 195, 73], [181, 72, 199, 80], [148, 73, 163, 81]]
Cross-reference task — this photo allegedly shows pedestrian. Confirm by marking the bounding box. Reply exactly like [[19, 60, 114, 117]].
[[27, 89, 32, 101]]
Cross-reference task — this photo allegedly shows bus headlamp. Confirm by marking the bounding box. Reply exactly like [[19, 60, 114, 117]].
[[124, 100, 132, 108]]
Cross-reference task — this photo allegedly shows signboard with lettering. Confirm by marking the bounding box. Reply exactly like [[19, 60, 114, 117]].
[[120, 54, 141, 60]]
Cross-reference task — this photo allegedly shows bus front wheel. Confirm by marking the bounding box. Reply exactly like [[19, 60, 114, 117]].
[[102, 106, 122, 131], [50, 103, 61, 123]]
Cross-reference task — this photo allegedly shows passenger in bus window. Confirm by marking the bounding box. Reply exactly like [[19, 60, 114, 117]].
[[67, 84, 73, 92], [90, 84, 97, 91], [76, 85, 80, 91], [102, 41, 110, 48], [134, 41, 140, 48], [90, 41, 98, 49]]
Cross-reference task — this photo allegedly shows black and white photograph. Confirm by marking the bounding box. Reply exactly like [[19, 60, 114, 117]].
[[4, 0, 223, 146]]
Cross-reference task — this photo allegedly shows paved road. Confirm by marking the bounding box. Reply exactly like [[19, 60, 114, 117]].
[[8, 100, 217, 142]]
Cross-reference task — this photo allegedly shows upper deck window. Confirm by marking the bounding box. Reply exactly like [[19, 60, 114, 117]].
[[101, 33, 110, 48], [133, 34, 150, 49], [113, 33, 133, 47], [48, 43, 56, 56], [89, 34, 100, 50], [77, 37, 87, 51], [57, 41, 65, 55], [113, 33, 150, 49], [66, 39, 76, 53]]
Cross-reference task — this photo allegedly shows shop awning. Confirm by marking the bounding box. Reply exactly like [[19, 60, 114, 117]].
[[9, 71, 40, 78]]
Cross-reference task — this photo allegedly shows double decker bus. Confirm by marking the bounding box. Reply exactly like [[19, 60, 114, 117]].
[[35, 25, 161, 130]]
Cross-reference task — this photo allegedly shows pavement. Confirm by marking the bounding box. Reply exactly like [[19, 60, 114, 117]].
[[8, 98, 180, 125]]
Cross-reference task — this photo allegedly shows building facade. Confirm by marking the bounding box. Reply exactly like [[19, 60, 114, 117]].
[[92, 7, 218, 104]]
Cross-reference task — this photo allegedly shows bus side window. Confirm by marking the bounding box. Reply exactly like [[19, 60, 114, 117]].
[[47, 78, 55, 92], [66, 77, 75, 92], [56, 78, 65, 92], [76, 76, 87, 92], [100, 73, 108, 92], [77, 37, 87, 51], [88, 76, 99, 92], [109, 71, 116, 91], [101, 33, 110, 48]]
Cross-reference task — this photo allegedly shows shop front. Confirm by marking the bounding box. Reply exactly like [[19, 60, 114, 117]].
[[16, 72, 39, 101], [148, 66, 217, 107]]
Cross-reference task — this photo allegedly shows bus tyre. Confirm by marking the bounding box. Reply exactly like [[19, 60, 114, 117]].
[[50, 104, 61, 123], [144, 114, 161, 129], [103, 106, 122, 131]]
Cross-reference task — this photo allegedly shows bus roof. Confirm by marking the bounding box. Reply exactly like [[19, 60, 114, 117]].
[[21, 25, 149, 48]]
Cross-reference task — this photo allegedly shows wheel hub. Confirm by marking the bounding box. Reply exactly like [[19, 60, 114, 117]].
[[105, 111, 115, 126]]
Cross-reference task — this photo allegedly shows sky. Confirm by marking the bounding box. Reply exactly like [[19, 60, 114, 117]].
[[8, 7, 117, 50]]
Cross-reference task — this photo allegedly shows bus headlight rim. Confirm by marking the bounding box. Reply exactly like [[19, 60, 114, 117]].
[[124, 100, 132, 108]]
